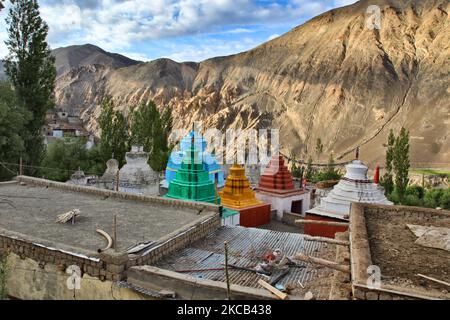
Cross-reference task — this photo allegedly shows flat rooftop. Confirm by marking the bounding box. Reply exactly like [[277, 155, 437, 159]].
[[0, 179, 217, 257], [350, 203, 450, 299], [154, 226, 337, 299]]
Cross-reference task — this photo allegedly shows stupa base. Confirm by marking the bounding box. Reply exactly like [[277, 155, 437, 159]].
[[227, 203, 271, 227], [255, 190, 310, 221], [303, 213, 349, 239]]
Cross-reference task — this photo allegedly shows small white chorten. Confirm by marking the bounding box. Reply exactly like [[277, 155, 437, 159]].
[[306, 160, 392, 221]]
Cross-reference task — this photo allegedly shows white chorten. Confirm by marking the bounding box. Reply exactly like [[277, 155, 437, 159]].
[[306, 160, 392, 221], [119, 146, 159, 195]]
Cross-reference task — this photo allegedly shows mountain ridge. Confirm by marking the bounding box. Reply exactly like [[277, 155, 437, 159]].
[[19, 0, 450, 166]]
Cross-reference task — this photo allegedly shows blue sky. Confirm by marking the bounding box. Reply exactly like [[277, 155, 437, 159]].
[[0, 0, 357, 62]]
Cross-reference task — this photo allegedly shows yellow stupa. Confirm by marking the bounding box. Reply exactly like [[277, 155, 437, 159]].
[[219, 163, 263, 209]]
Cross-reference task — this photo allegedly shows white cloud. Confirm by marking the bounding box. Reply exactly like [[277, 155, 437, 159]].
[[268, 34, 280, 41], [0, 0, 355, 60], [164, 37, 260, 62], [39, 0, 334, 51]]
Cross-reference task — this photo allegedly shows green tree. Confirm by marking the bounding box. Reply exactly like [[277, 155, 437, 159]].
[[304, 156, 315, 182], [315, 138, 323, 158], [98, 98, 129, 166], [290, 159, 302, 178], [0, 81, 29, 180], [393, 127, 410, 203], [315, 153, 342, 182], [439, 188, 450, 210], [4, 0, 56, 174], [41, 137, 90, 181], [382, 129, 395, 196], [129, 101, 173, 171], [424, 189, 443, 209]]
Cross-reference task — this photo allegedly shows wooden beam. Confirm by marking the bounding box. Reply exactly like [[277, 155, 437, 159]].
[[257, 279, 288, 300], [295, 253, 350, 274], [295, 219, 349, 227], [303, 234, 350, 246], [417, 274, 450, 288]]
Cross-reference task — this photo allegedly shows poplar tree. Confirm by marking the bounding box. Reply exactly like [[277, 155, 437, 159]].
[[393, 127, 410, 203], [383, 129, 395, 195], [4, 0, 56, 174], [129, 101, 173, 171], [98, 98, 129, 166]]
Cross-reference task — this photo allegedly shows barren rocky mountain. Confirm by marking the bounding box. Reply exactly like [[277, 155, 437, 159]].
[[53, 44, 140, 76], [53, 0, 449, 167]]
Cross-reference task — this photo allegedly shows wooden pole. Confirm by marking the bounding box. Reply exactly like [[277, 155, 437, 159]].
[[295, 219, 349, 227], [115, 169, 120, 192], [113, 215, 117, 251], [258, 279, 288, 300], [19, 157, 23, 176], [303, 235, 350, 246], [417, 274, 450, 288], [224, 241, 231, 300], [295, 252, 350, 274]]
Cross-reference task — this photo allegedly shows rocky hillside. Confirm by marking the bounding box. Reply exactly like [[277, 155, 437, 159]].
[[53, 0, 450, 167], [53, 44, 140, 76]]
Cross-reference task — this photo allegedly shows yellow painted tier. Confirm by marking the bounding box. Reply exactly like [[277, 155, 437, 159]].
[[219, 164, 263, 209]]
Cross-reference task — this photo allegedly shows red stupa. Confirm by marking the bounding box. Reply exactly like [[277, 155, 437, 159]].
[[257, 155, 297, 194], [255, 154, 310, 220]]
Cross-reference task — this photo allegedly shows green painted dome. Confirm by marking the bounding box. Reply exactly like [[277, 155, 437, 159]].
[[165, 140, 219, 204]]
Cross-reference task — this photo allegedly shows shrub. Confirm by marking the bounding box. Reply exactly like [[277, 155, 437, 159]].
[[403, 194, 423, 207], [439, 188, 450, 210], [406, 185, 425, 199], [423, 189, 443, 209]]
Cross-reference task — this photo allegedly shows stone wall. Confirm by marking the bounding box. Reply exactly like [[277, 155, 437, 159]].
[[4, 253, 147, 300], [0, 212, 221, 299], [127, 266, 274, 300], [127, 214, 221, 267], [349, 203, 450, 300], [16, 176, 221, 213]]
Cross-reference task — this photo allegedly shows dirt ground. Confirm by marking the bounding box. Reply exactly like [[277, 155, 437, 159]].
[[365, 209, 450, 294]]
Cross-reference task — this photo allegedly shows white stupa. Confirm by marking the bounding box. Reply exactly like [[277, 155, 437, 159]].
[[306, 160, 392, 221], [118, 146, 159, 195]]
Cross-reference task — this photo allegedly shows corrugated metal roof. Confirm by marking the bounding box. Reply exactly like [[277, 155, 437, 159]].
[[154, 226, 332, 289]]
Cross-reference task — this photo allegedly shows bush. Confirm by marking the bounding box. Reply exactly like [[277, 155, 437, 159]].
[[403, 194, 423, 207], [423, 189, 443, 209], [388, 189, 400, 205], [439, 188, 450, 209], [406, 185, 425, 199], [41, 138, 89, 181]]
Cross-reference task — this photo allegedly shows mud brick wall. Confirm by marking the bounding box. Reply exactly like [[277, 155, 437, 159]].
[[350, 203, 450, 300], [16, 176, 221, 213], [128, 214, 221, 268], [362, 203, 450, 221], [0, 232, 105, 278]]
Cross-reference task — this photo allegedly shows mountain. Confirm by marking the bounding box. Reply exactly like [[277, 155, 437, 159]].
[[53, 44, 140, 76], [53, 0, 450, 167]]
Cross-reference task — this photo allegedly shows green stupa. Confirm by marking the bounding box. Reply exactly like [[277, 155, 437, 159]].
[[165, 135, 220, 204]]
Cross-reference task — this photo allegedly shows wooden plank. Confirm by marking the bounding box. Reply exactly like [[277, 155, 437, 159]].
[[417, 274, 450, 288], [257, 279, 288, 300], [295, 219, 349, 227], [295, 253, 350, 274], [303, 234, 350, 246]]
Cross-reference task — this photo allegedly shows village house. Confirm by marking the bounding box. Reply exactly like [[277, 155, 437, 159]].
[[0, 174, 449, 300]]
